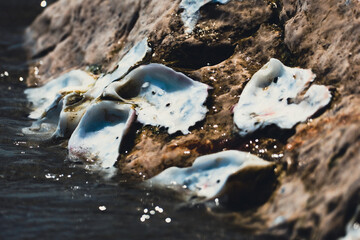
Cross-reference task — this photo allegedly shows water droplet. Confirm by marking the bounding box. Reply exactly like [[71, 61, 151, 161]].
[[99, 206, 106, 211], [157, 89, 165, 96], [40, 0, 47, 7], [165, 217, 171, 223], [142, 82, 150, 88], [155, 206, 164, 213]]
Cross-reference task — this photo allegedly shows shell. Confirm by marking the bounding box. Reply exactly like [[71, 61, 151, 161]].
[[25, 70, 95, 119], [86, 38, 151, 99], [53, 92, 91, 138], [180, 0, 230, 33], [24, 39, 150, 138], [103, 63, 210, 134], [234, 58, 332, 136], [148, 150, 273, 200], [68, 101, 135, 170]]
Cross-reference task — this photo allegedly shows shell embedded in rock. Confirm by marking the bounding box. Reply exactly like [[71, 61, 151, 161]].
[[23, 94, 65, 138], [234, 58, 332, 136], [180, 0, 231, 33], [53, 92, 91, 138], [25, 39, 150, 138], [148, 150, 273, 200], [103, 63, 210, 134], [86, 38, 151, 99], [25, 70, 95, 119], [68, 101, 135, 170]]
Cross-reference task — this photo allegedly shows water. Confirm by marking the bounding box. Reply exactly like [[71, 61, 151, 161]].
[[0, 1, 257, 239]]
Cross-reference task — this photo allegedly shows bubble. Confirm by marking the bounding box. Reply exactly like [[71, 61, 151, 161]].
[[165, 217, 171, 223]]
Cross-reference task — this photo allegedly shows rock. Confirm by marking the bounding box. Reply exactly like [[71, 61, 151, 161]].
[[24, 0, 360, 239]]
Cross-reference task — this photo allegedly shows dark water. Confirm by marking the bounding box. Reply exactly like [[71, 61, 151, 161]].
[[0, 1, 259, 239]]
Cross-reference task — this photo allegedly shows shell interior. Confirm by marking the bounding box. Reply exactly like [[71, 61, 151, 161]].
[[104, 63, 209, 134], [25, 70, 95, 119], [148, 150, 272, 200], [68, 101, 135, 170], [234, 58, 332, 136], [86, 38, 151, 99]]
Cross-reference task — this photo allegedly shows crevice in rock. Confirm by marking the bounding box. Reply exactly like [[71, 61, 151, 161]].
[[126, 4, 140, 34], [221, 165, 278, 211], [31, 44, 56, 60], [328, 144, 349, 168], [159, 42, 236, 70]]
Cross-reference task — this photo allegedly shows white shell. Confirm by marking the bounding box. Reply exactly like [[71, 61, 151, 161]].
[[234, 58, 332, 136], [103, 63, 209, 134], [53, 92, 91, 138], [24, 39, 150, 138], [180, 0, 230, 33], [22, 94, 64, 138], [25, 70, 95, 119], [68, 101, 135, 169], [148, 150, 272, 200], [86, 38, 151, 99]]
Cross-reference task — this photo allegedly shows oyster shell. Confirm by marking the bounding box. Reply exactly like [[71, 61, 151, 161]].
[[68, 101, 135, 170], [234, 58, 332, 136], [104, 63, 210, 134], [148, 150, 273, 201], [25, 70, 95, 119]]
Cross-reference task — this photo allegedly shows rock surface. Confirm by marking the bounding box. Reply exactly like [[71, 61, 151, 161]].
[[25, 0, 360, 239]]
